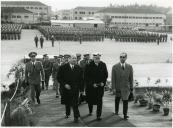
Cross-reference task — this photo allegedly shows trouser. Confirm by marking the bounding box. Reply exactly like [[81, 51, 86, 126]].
[[45, 74, 50, 89], [53, 79, 60, 95], [115, 97, 128, 116], [40, 42, 43, 48], [65, 104, 80, 118], [30, 84, 41, 104], [88, 98, 103, 117], [35, 41, 38, 48], [52, 41, 54, 47]]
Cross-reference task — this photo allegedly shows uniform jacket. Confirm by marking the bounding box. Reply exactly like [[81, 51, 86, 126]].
[[42, 60, 52, 76], [52, 62, 60, 79], [25, 61, 45, 85], [111, 62, 133, 100]]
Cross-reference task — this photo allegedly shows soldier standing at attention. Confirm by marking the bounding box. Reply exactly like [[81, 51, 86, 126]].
[[40, 35, 44, 49], [51, 35, 55, 47], [34, 35, 39, 48]]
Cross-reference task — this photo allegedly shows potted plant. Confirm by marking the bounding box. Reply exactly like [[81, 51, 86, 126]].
[[152, 91, 162, 112], [162, 90, 172, 116], [135, 93, 148, 106], [145, 88, 153, 109]]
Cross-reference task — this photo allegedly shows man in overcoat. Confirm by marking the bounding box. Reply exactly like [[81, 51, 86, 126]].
[[57, 55, 83, 123], [25, 52, 45, 104], [111, 52, 133, 120], [84, 53, 108, 121]]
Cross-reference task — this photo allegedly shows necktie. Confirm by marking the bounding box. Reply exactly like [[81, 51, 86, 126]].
[[72, 65, 74, 70], [33, 62, 35, 68], [122, 64, 125, 70]]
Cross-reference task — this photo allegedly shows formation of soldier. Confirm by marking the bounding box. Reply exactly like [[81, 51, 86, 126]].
[[105, 28, 168, 43], [38, 26, 105, 42], [38, 25, 168, 44], [1, 24, 22, 40]]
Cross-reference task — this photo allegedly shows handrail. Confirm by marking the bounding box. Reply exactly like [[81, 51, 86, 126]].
[[1, 79, 20, 124]]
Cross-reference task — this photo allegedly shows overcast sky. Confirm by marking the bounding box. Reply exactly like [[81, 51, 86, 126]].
[[2, 0, 172, 11]]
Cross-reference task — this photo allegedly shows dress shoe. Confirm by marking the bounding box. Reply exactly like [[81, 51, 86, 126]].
[[88, 113, 92, 116], [73, 118, 78, 123], [114, 112, 119, 115], [124, 115, 129, 120], [97, 117, 102, 121], [65, 115, 70, 119]]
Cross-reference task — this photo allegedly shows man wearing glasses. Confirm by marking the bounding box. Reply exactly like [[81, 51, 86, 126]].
[[111, 52, 133, 120]]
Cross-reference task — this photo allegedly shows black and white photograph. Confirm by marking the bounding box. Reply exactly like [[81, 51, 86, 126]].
[[1, 0, 172, 127]]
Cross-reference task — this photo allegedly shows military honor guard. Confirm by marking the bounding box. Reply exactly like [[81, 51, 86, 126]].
[[25, 52, 45, 105], [111, 52, 133, 120]]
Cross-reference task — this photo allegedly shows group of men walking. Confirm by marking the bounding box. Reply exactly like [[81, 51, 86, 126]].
[[25, 51, 133, 123], [34, 35, 45, 48], [1, 24, 22, 40]]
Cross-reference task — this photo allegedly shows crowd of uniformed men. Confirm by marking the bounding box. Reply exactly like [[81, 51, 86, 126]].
[[38, 26, 168, 44], [1, 24, 22, 40]]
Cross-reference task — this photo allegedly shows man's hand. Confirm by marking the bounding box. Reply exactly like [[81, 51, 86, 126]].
[[130, 88, 133, 92], [100, 82, 104, 87], [93, 83, 97, 88], [65, 84, 71, 90]]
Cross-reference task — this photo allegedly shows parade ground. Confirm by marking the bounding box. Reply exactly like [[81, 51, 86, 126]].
[[1, 29, 172, 127]]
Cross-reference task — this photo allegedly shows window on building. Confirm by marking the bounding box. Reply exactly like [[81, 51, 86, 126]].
[[153, 17, 155, 19], [94, 24, 98, 28], [75, 17, 77, 20], [132, 16, 135, 18], [26, 7, 29, 9], [89, 12, 91, 14], [156, 23, 159, 27], [30, 7, 33, 9], [118, 16, 121, 18], [39, 7, 42, 10], [146, 23, 149, 27], [12, 15, 16, 18], [79, 17, 82, 20], [92, 12, 94, 14], [45, 7, 47, 10], [24, 16, 29, 18], [35, 7, 38, 9], [17, 15, 21, 18], [75, 11, 77, 14], [111, 16, 114, 18]]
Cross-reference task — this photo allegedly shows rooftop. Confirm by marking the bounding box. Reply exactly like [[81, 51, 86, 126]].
[[74, 6, 105, 11], [97, 7, 164, 14], [1, 1, 47, 6], [1, 7, 33, 13]]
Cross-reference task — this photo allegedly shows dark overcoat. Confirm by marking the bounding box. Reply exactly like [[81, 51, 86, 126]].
[[57, 63, 83, 105], [84, 61, 108, 105]]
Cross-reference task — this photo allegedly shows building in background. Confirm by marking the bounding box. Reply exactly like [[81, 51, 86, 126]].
[[56, 9, 71, 20], [1, 1, 51, 23], [51, 19, 104, 28], [1, 7, 34, 24], [71, 6, 104, 20], [95, 7, 166, 30]]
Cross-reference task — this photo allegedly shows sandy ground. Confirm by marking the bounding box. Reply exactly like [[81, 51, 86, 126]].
[[1, 29, 172, 87]]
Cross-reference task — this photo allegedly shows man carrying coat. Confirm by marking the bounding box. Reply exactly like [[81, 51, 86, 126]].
[[57, 55, 83, 123], [85, 53, 108, 121], [25, 52, 45, 105], [111, 52, 133, 120]]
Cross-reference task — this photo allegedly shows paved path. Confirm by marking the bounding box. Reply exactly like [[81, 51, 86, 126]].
[[31, 88, 172, 127]]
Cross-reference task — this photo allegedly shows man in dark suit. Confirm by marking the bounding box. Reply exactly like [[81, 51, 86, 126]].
[[42, 54, 52, 90], [25, 52, 45, 105], [34, 35, 38, 48], [111, 52, 133, 120], [57, 55, 83, 123], [84, 53, 108, 121]]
